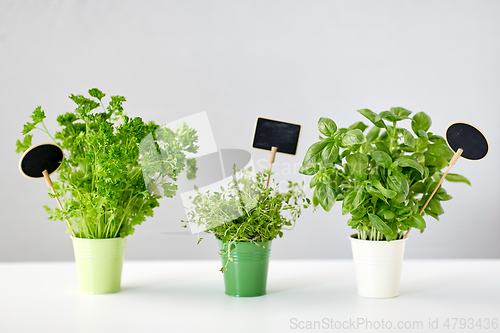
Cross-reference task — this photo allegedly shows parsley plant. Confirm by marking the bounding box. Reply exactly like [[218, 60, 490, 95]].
[[16, 88, 198, 238]]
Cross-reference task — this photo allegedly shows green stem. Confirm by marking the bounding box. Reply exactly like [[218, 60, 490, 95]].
[[99, 99, 106, 113], [389, 121, 397, 156], [112, 194, 134, 238], [40, 122, 57, 143]]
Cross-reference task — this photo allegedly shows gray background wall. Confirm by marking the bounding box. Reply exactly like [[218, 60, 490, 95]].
[[1, 0, 498, 261]]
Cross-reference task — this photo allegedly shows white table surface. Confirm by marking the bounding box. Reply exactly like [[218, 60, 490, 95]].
[[0, 260, 499, 333]]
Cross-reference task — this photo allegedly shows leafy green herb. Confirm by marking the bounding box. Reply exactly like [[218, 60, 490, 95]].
[[182, 167, 310, 272], [300, 108, 470, 241], [17, 88, 198, 238]]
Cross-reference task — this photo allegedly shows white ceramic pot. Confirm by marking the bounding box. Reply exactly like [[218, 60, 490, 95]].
[[350, 234, 407, 298]]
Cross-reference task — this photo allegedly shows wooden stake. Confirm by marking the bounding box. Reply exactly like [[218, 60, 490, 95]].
[[404, 148, 463, 239], [266, 146, 278, 188], [42, 170, 76, 237]]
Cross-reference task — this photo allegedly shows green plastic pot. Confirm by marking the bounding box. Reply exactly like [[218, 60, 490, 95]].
[[71, 237, 126, 294], [218, 239, 272, 297]]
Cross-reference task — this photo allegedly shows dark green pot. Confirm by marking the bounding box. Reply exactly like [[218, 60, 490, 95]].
[[218, 239, 272, 297]]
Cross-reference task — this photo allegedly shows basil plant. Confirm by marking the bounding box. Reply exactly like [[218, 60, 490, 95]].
[[299, 108, 470, 241]]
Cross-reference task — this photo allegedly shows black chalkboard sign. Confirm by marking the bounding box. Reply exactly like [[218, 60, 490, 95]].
[[19, 143, 64, 178], [446, 122, 489, 161], [252, 117, 301, 155], [405, 121, 488, 240]]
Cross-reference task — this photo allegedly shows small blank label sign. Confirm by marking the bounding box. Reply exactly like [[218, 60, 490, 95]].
[[252, 118, 301, 155], [446, 122, 489, 161], [19, 143, 64, 178]]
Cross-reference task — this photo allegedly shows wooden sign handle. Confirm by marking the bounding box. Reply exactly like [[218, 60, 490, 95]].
[[42, 170, 76, 237], [404, 148, 463, 239], [266, 146, 278, 188]]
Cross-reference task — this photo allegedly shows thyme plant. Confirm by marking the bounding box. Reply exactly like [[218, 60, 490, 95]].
[[183, 168, 310, 272]]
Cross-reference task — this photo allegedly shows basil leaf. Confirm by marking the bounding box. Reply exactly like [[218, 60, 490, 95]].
[[381, 209, 395, 220], [428, 134, 447, 145], [352, 186, 366, 210], [412, 152, 425, 164], [342, 190, 357, 215], [365, 184, 388, 203], [347, 218, 362, 227], [371, 150, 392, 169], [346, 153, 369, 174], [378, 110, 397, 123], [404, 214, 426, 232], [391, 107, 412, 120], [348, 121, 368, 132], [394, 157, 424, 176], [436, 192, 453, 201], [396, 205, 412, 216], [340, 149, 351, 160], [373, 141, 390, 155], [366, 126, 380, 143], [368, 213, 393, 238], [428, 198, 444, 215], [342, 129, 366, 146], [318, 117, 337, 137], [351, 205, 367, 219], [301, 140, 329, 167], [321, 142, 339, 164], [312, 190, 320, 207], [309, 174, 320, 188], [357, 109, 386, 128], [314, 182, 336, 212], [411, 111, 432, 136], [401, 128, 415, 148], [427, 143, 454, 159], [371, 179, 397, 198], [387, 171, 409, 197], [445, 173, 471, 186], [410, 182, 426, 193], [299, 162, 320, 176]]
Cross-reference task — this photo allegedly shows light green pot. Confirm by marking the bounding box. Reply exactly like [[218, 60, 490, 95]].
[[71, 237, 126, 294], [219, 239, 272, 297]]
